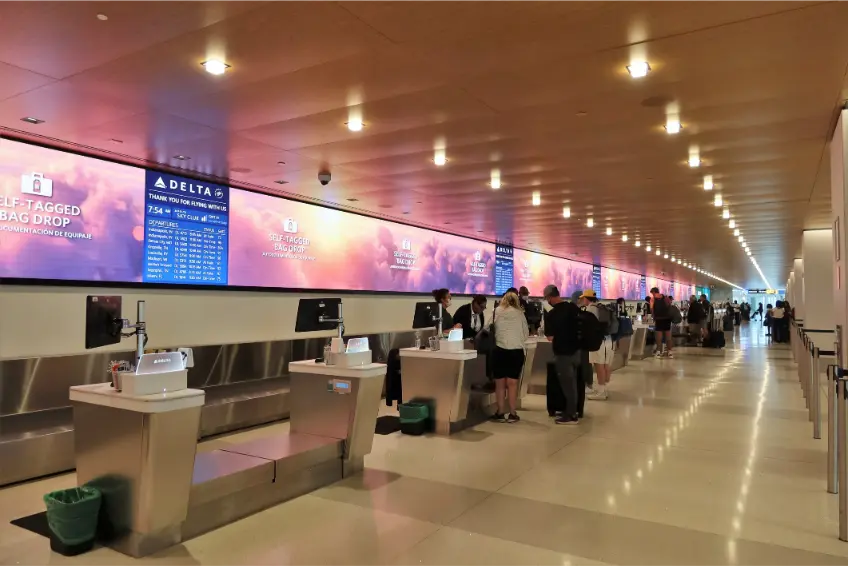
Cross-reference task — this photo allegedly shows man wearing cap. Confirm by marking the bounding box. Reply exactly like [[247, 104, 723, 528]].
[[579, 289, 612, 400], [543, 284, 583, 424]]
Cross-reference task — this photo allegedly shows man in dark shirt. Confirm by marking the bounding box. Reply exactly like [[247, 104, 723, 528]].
[[543, 284, 583, 425]]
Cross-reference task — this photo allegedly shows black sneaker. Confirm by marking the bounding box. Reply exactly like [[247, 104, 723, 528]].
[[491, 413, 506, 422], [555, 416, 579, 425], [506, 413, 520, 423]]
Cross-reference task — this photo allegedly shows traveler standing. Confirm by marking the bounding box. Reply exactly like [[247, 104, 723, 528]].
[[756, 303, 764, 322], [571, 290, 595, 398], [687, 295, 705, 345], [699, 294, 714, 339], [543, 285, 584, 425], [771, 301, 786, 342], [580, 290, 613, 400], [491, 291, 529, 423], [650, 287, 674, 358]]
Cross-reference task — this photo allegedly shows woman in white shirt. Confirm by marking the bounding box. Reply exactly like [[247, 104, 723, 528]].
[[492, 291, 530, 423]]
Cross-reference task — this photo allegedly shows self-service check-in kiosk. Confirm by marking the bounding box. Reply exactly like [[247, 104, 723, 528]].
[[398, 302, 484, 435], [69, 296, 383, 557]]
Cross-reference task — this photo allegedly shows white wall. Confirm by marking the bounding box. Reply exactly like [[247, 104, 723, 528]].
[[0, 285, 503, 360], [801, 230, 835, 331]]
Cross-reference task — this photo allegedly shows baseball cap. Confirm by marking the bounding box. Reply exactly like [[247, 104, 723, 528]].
[[579, 289, 597, 299], [542, 284, 559, 298]]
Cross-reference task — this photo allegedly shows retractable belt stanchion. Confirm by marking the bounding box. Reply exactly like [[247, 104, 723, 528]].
[[829, 362, 839, 494], [834, 325, 847, 541], [813, 347, 824, 439]]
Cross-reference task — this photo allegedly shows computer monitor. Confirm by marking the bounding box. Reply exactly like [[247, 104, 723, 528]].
[[412, 302, 440, 329], [295, 298, 341, 332], [85, 296, 123, 349]]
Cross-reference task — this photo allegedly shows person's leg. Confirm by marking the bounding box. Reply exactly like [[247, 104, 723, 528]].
[[575, 354, 586, 418], [665, 330, 673, 357], [506, 378, 518, 417], [555, 354, 579, 422], [494, 378, 506, 418], [582, 349, 595, 393], [654, 331, 663, 356]]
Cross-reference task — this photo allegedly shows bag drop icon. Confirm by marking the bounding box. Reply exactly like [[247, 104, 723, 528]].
[[283, 218, 298, 233]]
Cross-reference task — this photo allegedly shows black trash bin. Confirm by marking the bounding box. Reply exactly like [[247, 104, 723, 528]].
[[43, 486, 102, 556]]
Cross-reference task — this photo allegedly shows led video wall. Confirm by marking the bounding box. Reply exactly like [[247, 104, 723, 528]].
[[0, 138, 698, 297]]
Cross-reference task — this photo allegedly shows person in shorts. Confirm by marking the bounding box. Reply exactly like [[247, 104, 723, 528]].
[[580, 290, 612, 400], [491, 291, 529, 423], [650, 287, 674, 358]]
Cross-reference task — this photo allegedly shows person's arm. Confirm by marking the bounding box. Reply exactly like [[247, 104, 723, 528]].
[[544, 309, 555, 341], [521, 314, 529, 342]]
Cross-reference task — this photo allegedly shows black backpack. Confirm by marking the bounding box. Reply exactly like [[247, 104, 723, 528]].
[[578, 309, 604, 352]]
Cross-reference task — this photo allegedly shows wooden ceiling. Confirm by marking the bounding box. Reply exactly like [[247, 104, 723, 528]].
[[1, 1, 846, 289]]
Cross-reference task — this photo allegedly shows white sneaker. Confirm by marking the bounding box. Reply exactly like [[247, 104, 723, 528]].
[[654, 349, 663, 358], [587, 388, 604, 400]]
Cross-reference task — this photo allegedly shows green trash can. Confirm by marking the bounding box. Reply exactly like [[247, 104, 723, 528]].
[[399, 402, 430, 436], [43, 486, 102, 556]]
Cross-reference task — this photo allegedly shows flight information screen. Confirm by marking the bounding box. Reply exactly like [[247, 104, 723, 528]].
[[142, 171, 229, 285], [494, 243, 514, 295]]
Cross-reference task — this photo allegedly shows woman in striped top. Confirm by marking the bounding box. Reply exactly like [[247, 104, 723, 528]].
[[492, 291, 530, 423]]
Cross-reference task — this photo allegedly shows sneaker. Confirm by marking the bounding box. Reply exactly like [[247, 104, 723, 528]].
[[555, 416, 579, 425], [654, 349, 663, 358], [666, 352, 674, 359], [587, 388, 605, 400], [585, 386, 598, 396], [491, 413, 505, 422], [506, 413, 520, 423], [593, 389, 609, 401]]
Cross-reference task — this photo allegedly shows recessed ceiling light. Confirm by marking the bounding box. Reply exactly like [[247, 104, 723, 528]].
[[587, 218, 594, 228], [671, 256, 676, 262], [664, 117, 681, 134], [277, 161, 286, 165], [635, 240, 641, 247], [703, 175, 714, 191], [21, 116, 44, 125], [688, 154, 701, 168], [729, 219, 736, 228], [563, 206, 571, 219], [733, 228, 740, 236], [346, 118, 364, 132], [532, 191, 541, 206], [722, 208, 730, 219], [622, 234, 628, 242], [606, 226, 612, 236], [96, 13, 108, 21], [434, 149, 447, 167], [738, 235, 744, 243], [201, 59, 230, 75], [274, 180, 288, 185], [714, 194, 723, 207], [491, 169, 501, 189], [646, 244, 652, 252], [173, 155, 190, 160], [664, 253, 669, 259], [656, 249, 661, 256], [627, 61, 651, 78]]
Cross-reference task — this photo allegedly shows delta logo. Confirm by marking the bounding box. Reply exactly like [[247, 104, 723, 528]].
[[153, 176, 225, 199]]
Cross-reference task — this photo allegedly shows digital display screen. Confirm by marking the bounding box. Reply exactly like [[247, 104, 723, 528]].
[[592, 265, 602, 296], [513, 249, 594, 298], [142, 171, 229, 285], [0, 139, 144, 282], [600, 267, 643, 300], [0, 139, 699, 296], [494, 244, 514, 295], [227, 189, 495, 294]]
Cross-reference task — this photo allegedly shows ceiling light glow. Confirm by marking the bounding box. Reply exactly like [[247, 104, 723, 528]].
[[704, 175, 713, 191], [729, 219, 736, 228], [635, 240, 641, 247], [587, 218, 594, 228], [434, 148, 447, 166], [532, 191, 541, 206], [490, 169, 501, 189], [346, 118, 363, 132], [622, 234, 628, 242], [627, 61, 651, 78], [562, 206, 571, 218], [646, 244, 652, 252], [202, 59, 230, 75], [665, 117, 681, 134], [714, 195, 723, 207], [733, 229, 740, 236], [606, 226, 612, 235], [722, 208, 730, 219]]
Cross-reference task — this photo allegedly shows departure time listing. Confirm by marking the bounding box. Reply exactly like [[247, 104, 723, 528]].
[[141, 171, 229, 285]]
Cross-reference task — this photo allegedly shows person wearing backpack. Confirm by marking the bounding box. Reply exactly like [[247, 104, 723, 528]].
[[649, 286, 674, 358], [579, 290, 615, 400], [543, 284, 586, 425]]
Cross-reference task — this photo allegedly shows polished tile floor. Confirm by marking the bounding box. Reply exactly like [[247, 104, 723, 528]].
[[2, 323, 847, 565]]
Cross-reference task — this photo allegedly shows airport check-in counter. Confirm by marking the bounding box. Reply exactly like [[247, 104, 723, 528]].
[[399, 347, 485, 435], [629, 323, 652, 360], [524, 335, 555, 396], [69, 359, 384, 557]]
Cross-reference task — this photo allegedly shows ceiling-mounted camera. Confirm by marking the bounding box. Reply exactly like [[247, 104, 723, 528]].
[[318, 169, 332, 186]]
